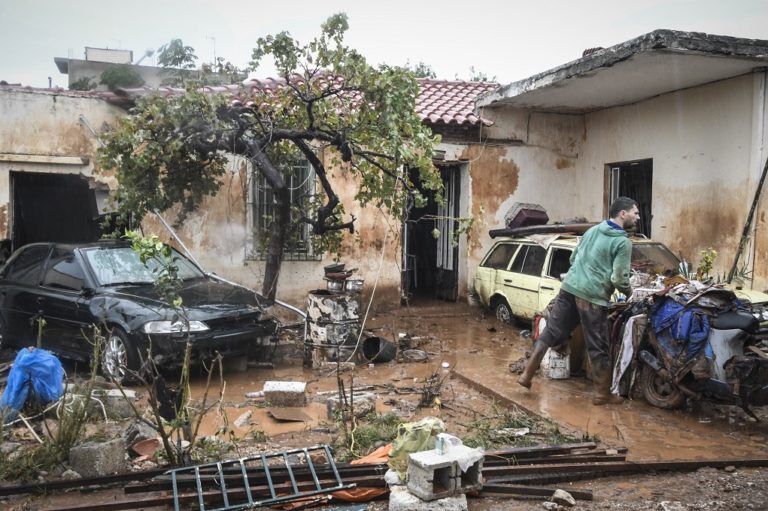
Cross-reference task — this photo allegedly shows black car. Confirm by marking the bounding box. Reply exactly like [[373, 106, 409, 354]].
[[0, 241, 278, 383]]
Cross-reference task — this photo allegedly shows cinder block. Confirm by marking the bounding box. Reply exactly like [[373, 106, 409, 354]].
[[69, 438, 126, 477], [441, 444, 484, 492], [407, 450, 459, 501], [263, 381, 307, 407], [389, 485, 467, 511]]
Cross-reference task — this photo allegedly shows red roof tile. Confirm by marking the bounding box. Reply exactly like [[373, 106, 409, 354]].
[[2, 75, 499, 128], [416, 79, 498, 126]]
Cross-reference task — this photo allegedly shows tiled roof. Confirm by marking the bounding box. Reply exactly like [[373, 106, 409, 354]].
[[2, 75, 499, 127], [416, 79, 499, 126]]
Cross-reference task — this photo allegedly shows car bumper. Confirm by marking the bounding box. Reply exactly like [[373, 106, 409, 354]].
[[145, 320, 279, 366]]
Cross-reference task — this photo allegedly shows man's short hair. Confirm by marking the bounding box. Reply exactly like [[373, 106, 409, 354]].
[[609, 197, 638, 218]]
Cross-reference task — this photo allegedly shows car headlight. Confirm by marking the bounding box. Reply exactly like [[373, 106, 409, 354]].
[[142, 320, 210, 335]]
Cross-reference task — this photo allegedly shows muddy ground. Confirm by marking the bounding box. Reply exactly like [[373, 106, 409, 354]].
[[2, 301, 768, 510]]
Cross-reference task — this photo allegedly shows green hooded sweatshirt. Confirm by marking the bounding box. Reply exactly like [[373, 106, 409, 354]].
[[561, 221, 632, 306]]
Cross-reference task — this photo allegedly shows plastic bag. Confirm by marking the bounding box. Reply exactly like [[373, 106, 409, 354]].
[[387, 416, 445, 477], [0, 347, 65, 419]]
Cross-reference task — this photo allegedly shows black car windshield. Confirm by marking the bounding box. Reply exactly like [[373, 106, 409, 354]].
[[82, 246, 205, 286], [631, 243, 681, 275]]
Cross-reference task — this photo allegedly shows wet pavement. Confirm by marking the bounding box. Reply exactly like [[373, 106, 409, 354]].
[[186, 300, 768, 460], [368, 301, 768, 461]]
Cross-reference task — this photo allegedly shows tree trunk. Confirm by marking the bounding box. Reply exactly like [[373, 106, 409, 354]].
[[262, 185, 291, 301]]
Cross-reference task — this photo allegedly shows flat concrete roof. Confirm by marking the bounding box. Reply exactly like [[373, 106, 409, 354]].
[[477, 30, 768, 114]]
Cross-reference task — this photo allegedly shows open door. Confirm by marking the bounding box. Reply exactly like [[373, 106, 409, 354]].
[[11, 171, 101, 251], [402, 165, 461, 302], [608, 158, 653, 237]]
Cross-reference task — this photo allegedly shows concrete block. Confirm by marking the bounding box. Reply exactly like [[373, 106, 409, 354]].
[[447, 444, 484, 493], [326, 391, 376, 420], [263, 381, 307, 407], [407, 450, 458, 501], [389, 486, 467, 511], [69, 438, 126, 477]]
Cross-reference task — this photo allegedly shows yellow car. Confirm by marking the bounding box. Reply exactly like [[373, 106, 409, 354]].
[[474, 234, 768, 324]]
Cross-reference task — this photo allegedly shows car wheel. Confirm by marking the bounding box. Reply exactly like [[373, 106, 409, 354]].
[[101, 327, 140, 385], [494, 299, 514, 324], [639, 364, 686, 410]]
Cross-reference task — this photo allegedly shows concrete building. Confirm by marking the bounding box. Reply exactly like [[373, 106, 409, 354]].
[[474, 30, 768, 292]]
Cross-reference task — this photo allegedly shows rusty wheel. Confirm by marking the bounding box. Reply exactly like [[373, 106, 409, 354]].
[[639, 364, 686, 410]]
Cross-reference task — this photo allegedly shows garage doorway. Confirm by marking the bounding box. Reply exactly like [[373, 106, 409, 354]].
[[402, 165, 461, 302], [11, 171, 101, 251], [607, 159, 652, 237]]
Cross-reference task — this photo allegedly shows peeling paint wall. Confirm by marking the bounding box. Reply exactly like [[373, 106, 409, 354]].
[[578, 73, 767, 289], [477, 71, 768, 293], [156, 151, 403, 310], [0, 89, 122, 237]]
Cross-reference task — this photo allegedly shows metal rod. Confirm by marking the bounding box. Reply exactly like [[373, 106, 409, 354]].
[[194, 466, 206, 511], [261, 453, 277, 499], [216, 462, 229, 509], [238, 459, 254, 506], [729, 154, 768, 282], [283, 452, 299, 494], [304, 448, 322, 491], [324, 444, 344, 486], [153, 210, 204, 270], [480, 483, 593, 501]]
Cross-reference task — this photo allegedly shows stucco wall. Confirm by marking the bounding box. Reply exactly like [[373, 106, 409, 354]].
[[463, 111, 586, 294], [578, 72, 768, 289], [475, 71, 768, 293], [160, 152, 403, 311], [0, 88, 121, 236]]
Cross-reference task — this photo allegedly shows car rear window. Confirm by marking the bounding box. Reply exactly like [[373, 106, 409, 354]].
[[43, 248, 86, 291], [3, 245, 50, 285], [547, 248, 572, 279], [481, 243, 519, 269]]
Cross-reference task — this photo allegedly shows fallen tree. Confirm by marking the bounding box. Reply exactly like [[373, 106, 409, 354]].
[[98, 13, 441, 300]]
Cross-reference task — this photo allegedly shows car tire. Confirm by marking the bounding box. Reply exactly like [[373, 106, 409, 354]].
[[101, 327, 141, 385], [494, 299, 514, 324], [639, 364, 686, 410]]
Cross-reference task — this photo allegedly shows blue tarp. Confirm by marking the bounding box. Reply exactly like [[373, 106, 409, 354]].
[[650, 298, 711, 364], [0, 348, 64, 419]]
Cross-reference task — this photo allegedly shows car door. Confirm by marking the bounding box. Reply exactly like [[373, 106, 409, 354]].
[[538, 246, 573, 313], [474, 242, 520, 306], [501, 244, 547, 320], [37, 247, 95, 359], [0, 244, 52, 345]]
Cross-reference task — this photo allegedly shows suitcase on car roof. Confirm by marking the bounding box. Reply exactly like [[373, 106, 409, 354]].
[[505, 203, 549, 229]]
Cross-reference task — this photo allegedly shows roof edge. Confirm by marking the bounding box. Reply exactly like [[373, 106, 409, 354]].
[[477, 29, 768, 108]]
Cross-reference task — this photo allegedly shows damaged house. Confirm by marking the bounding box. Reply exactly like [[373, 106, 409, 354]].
[[4, 29, 768, 311], [473, 30, 768, 292], [0, 78, 500, 308]]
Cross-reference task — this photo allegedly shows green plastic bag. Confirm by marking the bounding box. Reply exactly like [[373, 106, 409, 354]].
[[387, 416, 445, 477]]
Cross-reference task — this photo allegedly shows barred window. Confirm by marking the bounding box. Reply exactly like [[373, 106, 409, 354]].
[[249, 158, 320, 260]]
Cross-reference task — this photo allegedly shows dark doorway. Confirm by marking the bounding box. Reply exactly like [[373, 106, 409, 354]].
[[402, 165, 461, 302], [607, 159, 653, 237], [11, 171, 101, 251]]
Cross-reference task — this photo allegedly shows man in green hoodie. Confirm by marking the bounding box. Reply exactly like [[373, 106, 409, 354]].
[[517, 197, 640, 405]]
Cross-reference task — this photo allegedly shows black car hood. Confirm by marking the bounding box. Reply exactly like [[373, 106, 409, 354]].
[[92, 278, 270, 328]]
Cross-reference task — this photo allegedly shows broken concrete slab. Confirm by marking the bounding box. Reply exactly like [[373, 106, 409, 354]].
[[552, 488, 576, 507], [263, 381, 307, 407], [269, 408, 311, 422], [233, 410, 253, 428], [326, 391, 376, 420], [68, 438, 126, 477], [389, 485, 467, 511], [123, 420, 157, 447]]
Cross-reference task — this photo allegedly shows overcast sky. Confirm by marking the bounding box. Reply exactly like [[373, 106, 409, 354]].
[[2, 0, 767, 88]]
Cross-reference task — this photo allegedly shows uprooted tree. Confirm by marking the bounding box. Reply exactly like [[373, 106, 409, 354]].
[[98, 13, 442, 301]]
